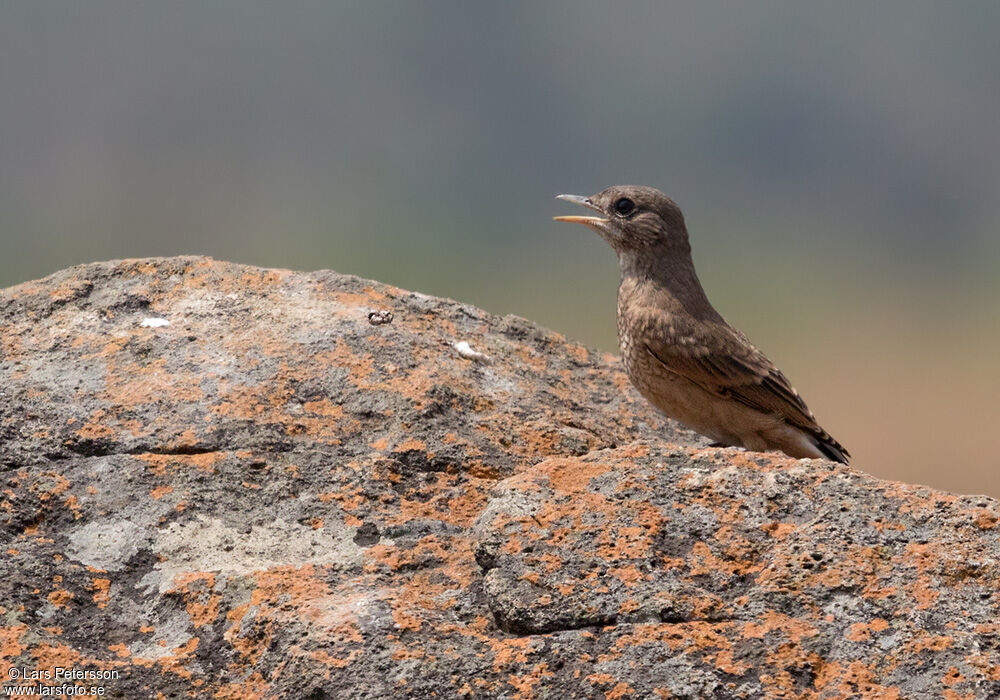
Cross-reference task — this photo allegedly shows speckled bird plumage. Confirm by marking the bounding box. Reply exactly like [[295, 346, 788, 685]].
[[555, 185, 849, 463]]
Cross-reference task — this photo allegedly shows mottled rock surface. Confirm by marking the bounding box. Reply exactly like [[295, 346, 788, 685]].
[[1, 257, 998, 699]]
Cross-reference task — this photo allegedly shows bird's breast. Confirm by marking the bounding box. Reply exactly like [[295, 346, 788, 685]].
[[616, 287, 722, 439], [616, 304, 666, 397]]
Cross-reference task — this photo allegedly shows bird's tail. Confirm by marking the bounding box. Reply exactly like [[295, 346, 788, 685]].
[[813, 432, 850, 464]]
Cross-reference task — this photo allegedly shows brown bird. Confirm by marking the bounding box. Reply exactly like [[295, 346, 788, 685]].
[[555, 185, 849, 463]]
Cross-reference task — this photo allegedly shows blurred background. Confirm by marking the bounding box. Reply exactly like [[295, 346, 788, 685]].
[[2, 2, 998, 495]]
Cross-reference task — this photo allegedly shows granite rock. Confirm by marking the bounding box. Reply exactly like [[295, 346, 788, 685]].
[[1, 257, 997, 699]]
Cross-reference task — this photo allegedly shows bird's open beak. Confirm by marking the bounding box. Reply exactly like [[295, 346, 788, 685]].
[[553, 194, 609, 228]]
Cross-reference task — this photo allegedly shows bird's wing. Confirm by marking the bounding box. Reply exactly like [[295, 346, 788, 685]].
[[641, 313, 849, 461]]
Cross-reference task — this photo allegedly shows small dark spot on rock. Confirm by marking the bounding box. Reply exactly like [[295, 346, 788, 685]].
[[474, 542, 497, 570], [393, 448, 445, 475], [107, 292, 149, 311], [353, 522, 380, 547], [810, 551, 824, 561], [659, 608, 687, 624]]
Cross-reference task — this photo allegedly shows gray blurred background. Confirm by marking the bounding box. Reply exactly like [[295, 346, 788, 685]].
[[2, 2, 998, 494]]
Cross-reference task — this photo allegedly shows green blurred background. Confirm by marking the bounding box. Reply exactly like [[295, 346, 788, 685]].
[[2, 3, 998, 494]]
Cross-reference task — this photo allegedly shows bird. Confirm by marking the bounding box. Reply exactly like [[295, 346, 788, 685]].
[[554, 185, 849, 463]]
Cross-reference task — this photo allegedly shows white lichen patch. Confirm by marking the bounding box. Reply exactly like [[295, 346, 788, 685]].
[[454, 340, 491, 364], [140, 317, 170, 328], [68, 519, 148, 571], [128, 613, 198, 661], [138, 515, 364, 594]]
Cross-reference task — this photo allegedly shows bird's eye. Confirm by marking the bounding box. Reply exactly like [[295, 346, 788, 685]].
[[614, 197, 636, 217]]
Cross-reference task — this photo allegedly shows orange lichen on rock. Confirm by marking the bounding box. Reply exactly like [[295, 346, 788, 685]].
[[46, 589, 74, 610], [150, 485, 174, 500], [170, 572, 221, 629], [1, 624, 29, 664], [89, 578, 111, 609], [138, 451, 224, 476], [845, 618, 890, 641]]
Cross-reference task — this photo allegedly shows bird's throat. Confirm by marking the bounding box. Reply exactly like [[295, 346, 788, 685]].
[[617, 247, 715, 321]]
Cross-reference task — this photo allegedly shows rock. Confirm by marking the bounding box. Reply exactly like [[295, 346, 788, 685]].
[[1, 256, 997, 699]]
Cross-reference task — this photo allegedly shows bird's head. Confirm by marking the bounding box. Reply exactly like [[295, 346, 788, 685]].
[[554, 185, 689, 259]]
